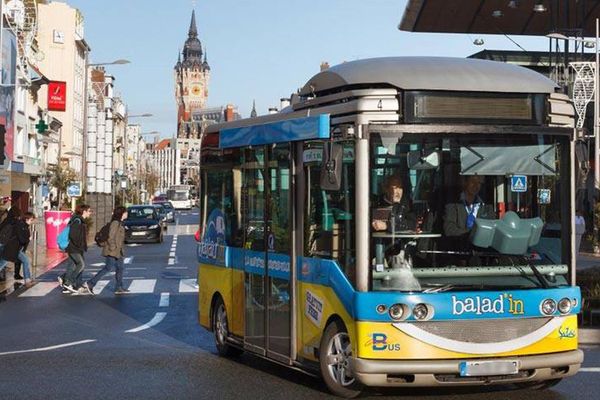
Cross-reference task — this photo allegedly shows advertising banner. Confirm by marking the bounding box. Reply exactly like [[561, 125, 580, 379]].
[[48, 81, 67, 111], [0, 27, 17, 161]]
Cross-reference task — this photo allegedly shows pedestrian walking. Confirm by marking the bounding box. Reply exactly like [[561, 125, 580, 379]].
[[575, 209, 586, 254], [83, 206, 130, 295], [0, 207, 34, 286], [58, 204, 91, 293]]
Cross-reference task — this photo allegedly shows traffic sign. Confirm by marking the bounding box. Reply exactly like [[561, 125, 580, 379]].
[[67, 181, 82, 197], [511, 175, 527, 193]]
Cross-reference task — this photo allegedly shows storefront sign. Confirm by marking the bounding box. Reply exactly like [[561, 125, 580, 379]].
[[48, 81, 67, 111]]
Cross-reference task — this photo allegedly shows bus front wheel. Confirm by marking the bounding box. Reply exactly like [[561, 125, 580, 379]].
[[319, 320, 363, 398], [212, 297, 242, 357]]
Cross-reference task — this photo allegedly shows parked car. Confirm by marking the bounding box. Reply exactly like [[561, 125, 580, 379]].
[[155, 201, 175, 223], [124, 205, 164, 244]]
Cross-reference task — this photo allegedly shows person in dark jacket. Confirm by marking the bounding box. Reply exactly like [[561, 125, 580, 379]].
[[14, 212, 35, 280], [83, 206, 128, 295], [0, 207, 33, 285], [372, 175, 416, 233], [59, 204, 91, 293]]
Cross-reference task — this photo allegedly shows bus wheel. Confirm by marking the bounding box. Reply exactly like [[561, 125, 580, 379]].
[[319, 321, 363, 398], [212, 298, 242, 357], [515, 379, 562, 391]]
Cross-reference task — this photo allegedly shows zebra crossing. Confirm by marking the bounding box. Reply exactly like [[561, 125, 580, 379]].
[[16, 234, 199, 298], [18, 278, 198, 297]]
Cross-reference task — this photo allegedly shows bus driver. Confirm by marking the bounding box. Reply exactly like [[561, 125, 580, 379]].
[[372, 175, 416, 233]]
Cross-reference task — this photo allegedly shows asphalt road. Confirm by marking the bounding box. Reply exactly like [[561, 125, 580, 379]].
[[0, 209, 599, 400]]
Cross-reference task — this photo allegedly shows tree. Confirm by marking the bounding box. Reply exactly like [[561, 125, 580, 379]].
[[143, 170, 160, 199], [48, 164, 78, 208]]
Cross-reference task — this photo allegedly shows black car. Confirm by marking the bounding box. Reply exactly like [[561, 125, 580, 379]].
[[159, 202, 176, 223], [124, 205, 164, 243]]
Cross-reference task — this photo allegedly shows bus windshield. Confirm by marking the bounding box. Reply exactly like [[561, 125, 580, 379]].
[[167, 190, 188, 201], [369, 133, 570, 292]]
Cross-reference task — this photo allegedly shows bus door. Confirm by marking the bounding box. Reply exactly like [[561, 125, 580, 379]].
[[265, 143, 292, 361], [242, 145, 292, 362]]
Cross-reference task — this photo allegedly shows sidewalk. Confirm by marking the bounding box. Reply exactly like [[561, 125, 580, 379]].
[[0, 220, 67, 298]]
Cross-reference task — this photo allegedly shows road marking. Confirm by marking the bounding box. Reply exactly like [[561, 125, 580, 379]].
[[19, 282, 59, 297], [90, 263, 105, 267], [168, 258, 175, 265], [580, 367, 600, 372], [127, 244, 141, 247], [127, 279, 156, 293], [169, 251, 176, 257], [93, 280, 110, 294], [124, 257, 133, 264], [0, 339, 97, 356], [125, 312, 167, 333], [124, 267, 146, 270], [179, 279, 198, 293], [159, 292, 170, 307], [166, 266, 187, 270]]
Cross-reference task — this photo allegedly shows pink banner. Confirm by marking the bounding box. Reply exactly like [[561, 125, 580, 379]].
[[44, 210, 71, 249]]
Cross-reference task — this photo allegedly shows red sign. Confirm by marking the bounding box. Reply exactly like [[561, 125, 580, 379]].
[[48, 81, 67, 111]]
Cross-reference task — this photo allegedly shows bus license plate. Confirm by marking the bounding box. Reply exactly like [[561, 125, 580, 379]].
[[459, 360, 518, 377]]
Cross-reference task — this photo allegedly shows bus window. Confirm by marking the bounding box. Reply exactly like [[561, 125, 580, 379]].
[[202, 169, 240, 246], [242, 147, 266, 251], [304, 141, 356, 286], [370, 133, 570, 292]]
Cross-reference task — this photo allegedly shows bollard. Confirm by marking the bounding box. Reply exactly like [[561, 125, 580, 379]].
[[32, 227, 39, 278]]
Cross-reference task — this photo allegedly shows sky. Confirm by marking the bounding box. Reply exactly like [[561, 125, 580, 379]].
[[64, 0, 556, 138]]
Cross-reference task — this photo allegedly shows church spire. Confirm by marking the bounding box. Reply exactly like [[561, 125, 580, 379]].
[[250, 100, 257, 118], [182, 9, 203, 65], [188, 9, 198, 38]]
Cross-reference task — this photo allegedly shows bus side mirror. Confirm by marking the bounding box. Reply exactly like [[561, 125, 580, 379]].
[[320, 143, 343, 191]]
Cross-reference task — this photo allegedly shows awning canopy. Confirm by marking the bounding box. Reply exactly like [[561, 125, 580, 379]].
[[399, 0, 600, 37]]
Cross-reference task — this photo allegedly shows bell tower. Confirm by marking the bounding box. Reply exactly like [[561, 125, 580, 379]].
[[174, 10, 210, 138]]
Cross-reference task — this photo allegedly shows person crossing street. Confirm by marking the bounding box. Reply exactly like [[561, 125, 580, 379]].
[[59, 205, 92, 293], [83, 206, 129, 295]]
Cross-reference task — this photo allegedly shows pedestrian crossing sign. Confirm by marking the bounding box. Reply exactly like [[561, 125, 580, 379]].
[[511, 175, 527, 192]]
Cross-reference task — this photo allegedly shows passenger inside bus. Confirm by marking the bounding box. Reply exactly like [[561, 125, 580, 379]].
[[443, 175, 495, 239]]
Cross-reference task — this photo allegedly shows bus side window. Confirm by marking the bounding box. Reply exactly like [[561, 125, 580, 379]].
[[304, 141, 356, 287]]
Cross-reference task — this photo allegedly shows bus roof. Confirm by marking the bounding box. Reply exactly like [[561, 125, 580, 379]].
[[299, 57, 558, 96]]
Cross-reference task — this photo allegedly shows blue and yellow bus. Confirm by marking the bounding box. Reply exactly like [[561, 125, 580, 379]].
[[197, 57, 582, 397]]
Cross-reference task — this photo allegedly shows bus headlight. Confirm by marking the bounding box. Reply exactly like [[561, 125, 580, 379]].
[[389, 304, 405, 320], [558, 298, 573, 314], [413, 303, 432, 320], [540, 299, 557, 315]]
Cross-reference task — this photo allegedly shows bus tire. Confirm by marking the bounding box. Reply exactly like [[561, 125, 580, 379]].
[[212, 297, 242, 357], [515, 378, 562, 391], [319, 320, 363, 398]]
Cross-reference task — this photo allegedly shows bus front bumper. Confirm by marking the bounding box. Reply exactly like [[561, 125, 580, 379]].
[[351, 350, 583, 387]]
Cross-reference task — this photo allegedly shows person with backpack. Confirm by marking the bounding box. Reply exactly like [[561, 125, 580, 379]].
[[58, 204, 91, 293], [0, 207, 34, 286], [83, 206, 129, 295]]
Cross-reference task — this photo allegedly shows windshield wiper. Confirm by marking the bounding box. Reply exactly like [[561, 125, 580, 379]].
[[421, 283, 525, 293], [521, 257, 550, 289]]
